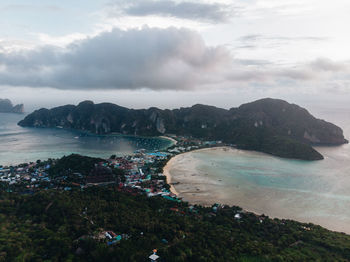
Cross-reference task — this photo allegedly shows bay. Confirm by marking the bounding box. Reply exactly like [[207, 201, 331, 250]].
[[0, 113, 172, 166], [167, 106, 350, 233]]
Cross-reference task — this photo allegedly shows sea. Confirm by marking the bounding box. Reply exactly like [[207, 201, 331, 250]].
[[0, 113, 172, 166], [2, 106, 350, 233], [167, 105, 350, 233]]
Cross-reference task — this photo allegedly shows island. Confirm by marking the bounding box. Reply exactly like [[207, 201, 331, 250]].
[[18, 98, 348, 161], [0, 98, 24, 113]]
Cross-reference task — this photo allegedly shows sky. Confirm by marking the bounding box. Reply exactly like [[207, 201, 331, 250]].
[[1, 0, 350, 111]]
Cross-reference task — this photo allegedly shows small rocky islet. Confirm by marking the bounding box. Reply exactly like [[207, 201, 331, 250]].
[[0, 98, 24, 114]]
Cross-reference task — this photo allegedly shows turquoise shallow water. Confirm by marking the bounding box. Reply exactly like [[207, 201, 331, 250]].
[[170, 146, 350, 233], [168, 107, 350, 233], [0, 113, 172, 166]]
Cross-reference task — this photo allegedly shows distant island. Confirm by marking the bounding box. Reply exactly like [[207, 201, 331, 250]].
[[0, 98, 24, 114], [18, 98, 348, 161]]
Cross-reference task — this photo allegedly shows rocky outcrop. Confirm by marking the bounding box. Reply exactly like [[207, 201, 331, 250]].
[[0, 99, 24, 114], [18, 98, 348, 161], [235, 98, 347, 146]]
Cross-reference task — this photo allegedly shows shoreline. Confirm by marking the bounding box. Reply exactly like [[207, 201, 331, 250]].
[[162, 146, 350, 234], [163, 158, 180, 196], [163, 146, 232, 201], [163, 147, 268, 214], [159, 135, 178, 146]]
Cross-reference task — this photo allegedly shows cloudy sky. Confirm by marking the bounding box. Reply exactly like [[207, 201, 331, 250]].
[[1, 0, 350, 111]]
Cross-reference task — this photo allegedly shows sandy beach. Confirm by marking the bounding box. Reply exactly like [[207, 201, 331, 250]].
[[163, 146, 350, 234], [163, 147, 233, 206], [163, 157, 180, 196]]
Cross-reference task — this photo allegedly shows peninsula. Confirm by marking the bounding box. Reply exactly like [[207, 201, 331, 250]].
[[18, 98, 348, 161], [0, 98, 24, 113]]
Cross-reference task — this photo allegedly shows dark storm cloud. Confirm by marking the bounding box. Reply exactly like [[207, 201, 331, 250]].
[[0, 27, 229, 90], [107, 0, 233, 23]]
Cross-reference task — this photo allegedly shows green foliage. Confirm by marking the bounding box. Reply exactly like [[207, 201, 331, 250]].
[[0, 187, 350, 261], [18, 98, 349, 161], [48, 154, 105, 178]]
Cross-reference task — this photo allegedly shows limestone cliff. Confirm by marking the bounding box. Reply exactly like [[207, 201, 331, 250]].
[[18, 98, 348, 161]]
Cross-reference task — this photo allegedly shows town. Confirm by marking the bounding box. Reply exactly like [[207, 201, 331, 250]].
[[0, 136, 224, 196], [0, 136, 340, 261], [0, 136, 230, 260]]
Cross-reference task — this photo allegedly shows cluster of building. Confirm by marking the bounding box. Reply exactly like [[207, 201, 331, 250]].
[[0, 136, 226, 197], [111, 150, 179, 201], [110, 137, 224, 200], [0, 162, 51, 191], [0, 136, 249, 259], [98, 231, 130, 246]]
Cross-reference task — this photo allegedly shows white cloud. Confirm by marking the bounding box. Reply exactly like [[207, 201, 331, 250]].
[[0, 27, 230, 90], [0, 25, 350, 95], [34, 33, 88, 48]]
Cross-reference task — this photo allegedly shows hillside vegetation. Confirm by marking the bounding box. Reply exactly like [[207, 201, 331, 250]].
[[1, 186, 350, 261], [18, 98, 348, 160]]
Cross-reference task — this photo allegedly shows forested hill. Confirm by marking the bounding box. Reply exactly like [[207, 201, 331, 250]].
[[1, 186, 350, 261], [18, 98, 348, 160]]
